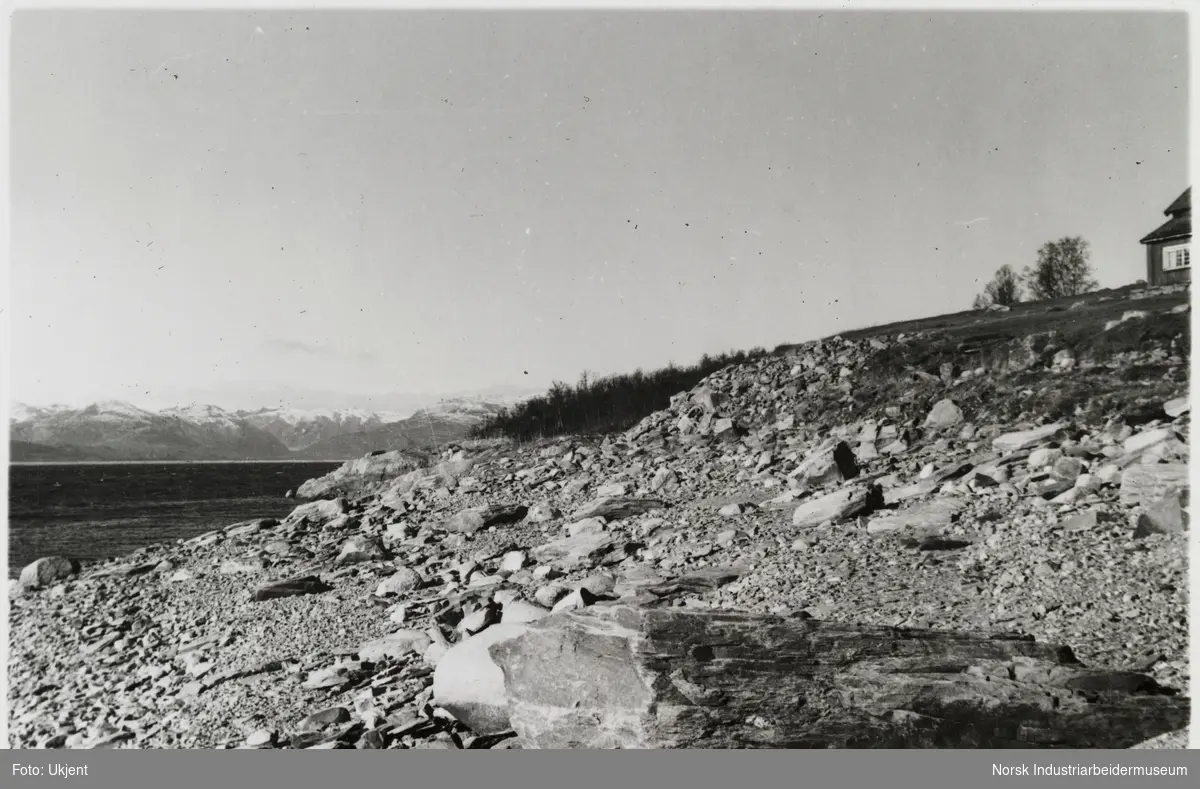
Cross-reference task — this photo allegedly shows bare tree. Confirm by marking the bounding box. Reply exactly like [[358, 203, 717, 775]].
[[972, 264, 1022, 309], [1022, 237, 1098, 301]]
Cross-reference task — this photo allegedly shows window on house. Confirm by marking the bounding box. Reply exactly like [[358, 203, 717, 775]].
[[1163, 243, 1191, 272]]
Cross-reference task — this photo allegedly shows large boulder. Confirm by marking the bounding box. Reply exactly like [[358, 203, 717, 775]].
[[19, 556, 80, 589], [488, 606, 1189, 749], [284, 498, 347, 526], [432, 623, 531, 734], [296, 451, 424, 499]]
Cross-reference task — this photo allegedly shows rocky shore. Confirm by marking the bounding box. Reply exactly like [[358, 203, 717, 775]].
[[8, 307, 1191, 749]]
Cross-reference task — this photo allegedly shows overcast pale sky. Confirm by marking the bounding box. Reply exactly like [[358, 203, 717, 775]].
[[7, 9, 1189, 411]]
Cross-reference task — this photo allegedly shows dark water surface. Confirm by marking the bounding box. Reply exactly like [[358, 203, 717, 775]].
[[7, 462, 342, 579]]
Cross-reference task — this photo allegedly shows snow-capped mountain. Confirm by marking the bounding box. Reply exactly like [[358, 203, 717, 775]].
[[8, 389, 539, 461], [10, 400, 291, 461], [235, 407, 411, 451], [161, 403, 244, 428], [9, 403, 74, 423]]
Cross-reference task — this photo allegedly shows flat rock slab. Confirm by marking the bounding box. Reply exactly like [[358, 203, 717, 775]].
[[225, 518, 280, 538], [791, 485, 884, 528], [530, 528, 621, 571], [93, 561, 160, 579], [252, 575, 331, 602], [1119, 464, 1189, 507], [488, 606, 1189, 749], [993, 423, 1068, 453], [444, 505, 530, 534], [1123, 428, 1178, 456], [867, 498, 966, 535], [632, 566, 745, 600], [358, 630, 432, 662], [570, 497, 667, 521]]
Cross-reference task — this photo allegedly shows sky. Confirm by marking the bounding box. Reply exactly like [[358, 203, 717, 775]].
[[7, 9, 1190, 411]]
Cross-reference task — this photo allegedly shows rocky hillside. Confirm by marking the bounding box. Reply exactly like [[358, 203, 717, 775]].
[[8, 440, 118, 463], [7, 284, 1190, 749]]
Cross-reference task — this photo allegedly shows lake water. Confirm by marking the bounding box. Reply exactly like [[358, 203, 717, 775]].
[[7, 462, 343, 579]]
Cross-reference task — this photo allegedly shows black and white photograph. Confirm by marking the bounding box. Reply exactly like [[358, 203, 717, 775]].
[[3, 3, 1193, 753]]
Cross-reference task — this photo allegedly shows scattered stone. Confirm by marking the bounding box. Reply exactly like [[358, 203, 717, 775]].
[[525, 503, 561, 523], [791, 485, 884, 528], [1119, 464, 1188, 507], [444, 505, 530, 534], [358, 630, 433, 662], [1124, 428, 1177, 456], [787, 441, 859, 488], [375, 567, 423, 597], [1061, 510, 1119, 532], [570, 497, 666, 521], [252, 576, 331, 602], [993, 423, 1068, 453], [531, 525, 621, 570], [924, 399, 964, 428], [220, 559, 265, 575], [866, 498, 965, 535], [499, 550, 528, 574], [1134, 492, 1189, 537], [244, 729, 277, 748], [501, 600, 551, 624], [299, 707, 351, 732], [285, 498, 347, 525], [1163, 397, 1190, 418], [336, 536, 385, 566]]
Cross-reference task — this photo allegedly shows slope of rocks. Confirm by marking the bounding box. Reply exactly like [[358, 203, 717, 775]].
[[7, 298, 1191, 749]]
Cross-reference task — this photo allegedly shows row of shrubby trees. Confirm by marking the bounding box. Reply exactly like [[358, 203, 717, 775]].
[[471, 348, 769, 443], [973, 236, 1100, 309]]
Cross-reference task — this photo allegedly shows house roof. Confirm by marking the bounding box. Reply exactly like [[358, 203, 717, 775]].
[[1140, 213, 1191, 245], [1164, 187, 1191, 216], [1140, 187, 1192, 244]]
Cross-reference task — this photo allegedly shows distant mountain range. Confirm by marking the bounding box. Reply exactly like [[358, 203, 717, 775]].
[[8, 392, 536, 462]]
